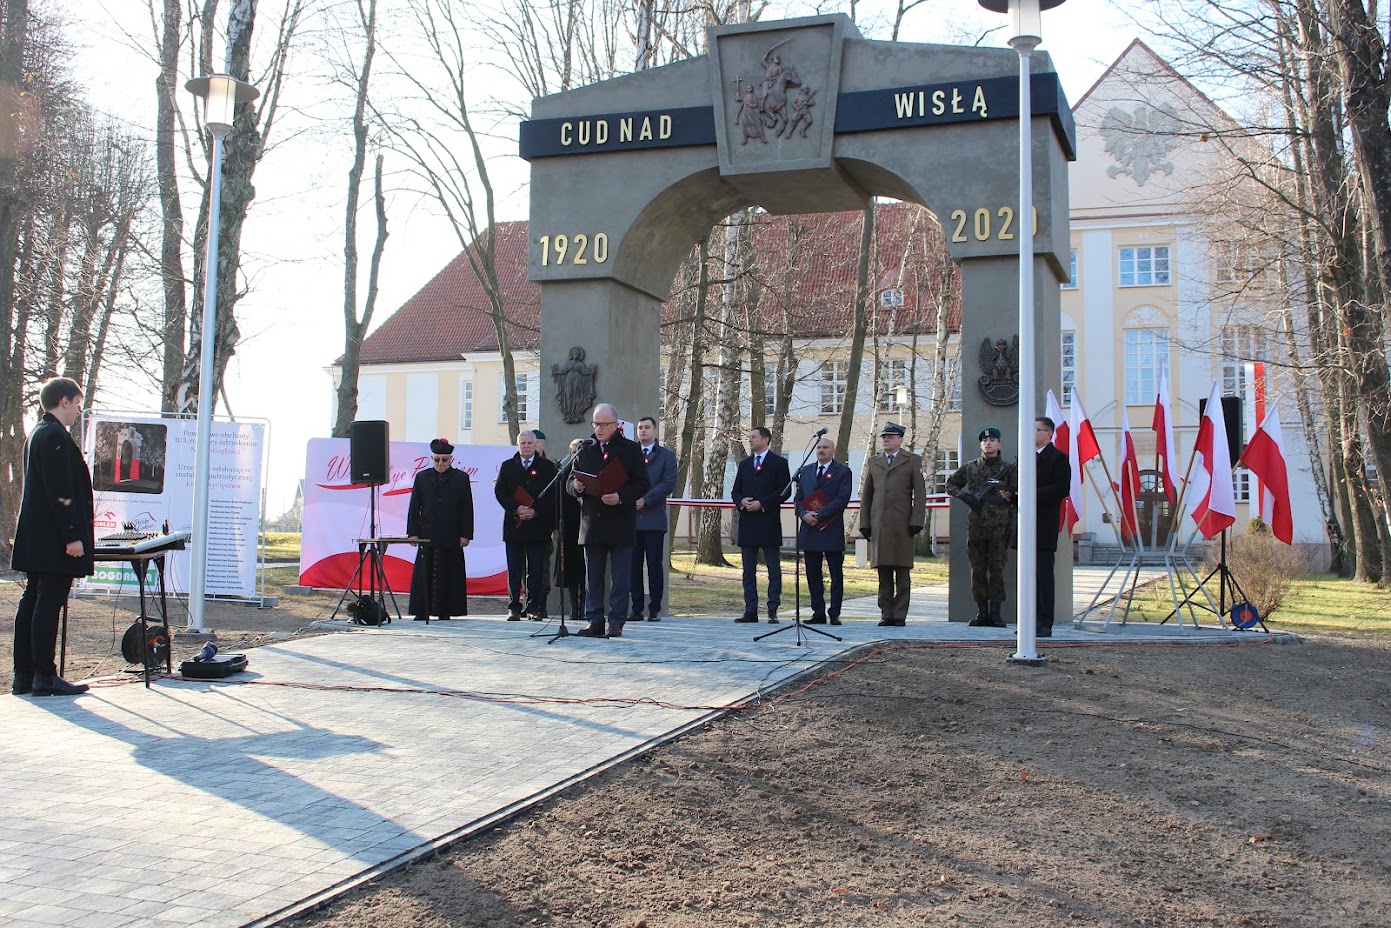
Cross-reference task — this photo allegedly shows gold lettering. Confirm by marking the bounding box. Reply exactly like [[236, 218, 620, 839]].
[[659, 114, 672, 139], [639, 117, 653, 141], [932, 90, 946, 116], [578, 121, 591, 145], [620, 118, 633, 142], [895, 92, 914, 118], [973, 85, 988, 118], [596, 120, 609, 144], [952, 88, 964, 114], [560, 121, 573, 146]]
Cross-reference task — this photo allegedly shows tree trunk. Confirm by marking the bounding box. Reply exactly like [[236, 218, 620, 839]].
[[836, 202, 873, 454], [156, 0, 186, 411], [671, 235, 711, 540]]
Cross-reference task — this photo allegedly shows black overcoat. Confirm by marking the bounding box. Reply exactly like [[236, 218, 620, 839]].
[[732, 450, 791, 548], [494, 454, 558, 543], [1035, 442, 1072, 553], [11, 412, 95, 578], [406, 466, 474, 617], [570, 433, 650, 547], [793, 459, 852, 552]]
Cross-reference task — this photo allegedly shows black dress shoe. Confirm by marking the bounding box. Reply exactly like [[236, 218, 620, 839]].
[[876, 619, 906, 627], [630, 610, 644, 622], [807, 614, 828, 625], [767, 616, 780, 624], [734, 614, 758, 623], [1037, 628, 1053, 637], [31, 674, 89, 697], [12, 671, 33, 696], [575, 622, 607, 638], [527, 613, 546, 621], [829, 617, 842, 626], [646, 615, 661, 622]]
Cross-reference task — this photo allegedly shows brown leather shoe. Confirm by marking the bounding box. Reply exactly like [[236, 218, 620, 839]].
[[606, 623, 624, 638], [575, 622, 607, 638]]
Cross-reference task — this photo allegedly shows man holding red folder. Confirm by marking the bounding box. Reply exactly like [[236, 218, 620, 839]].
[[794, 437, 853, 624], [568, 404, 650, 638], [495, 430, 558, 620]]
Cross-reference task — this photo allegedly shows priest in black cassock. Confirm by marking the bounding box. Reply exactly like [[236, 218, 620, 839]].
[[407, 438, 475, 621]]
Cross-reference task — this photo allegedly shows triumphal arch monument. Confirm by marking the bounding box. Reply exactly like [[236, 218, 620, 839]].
[[522, 14, 1074, 623]]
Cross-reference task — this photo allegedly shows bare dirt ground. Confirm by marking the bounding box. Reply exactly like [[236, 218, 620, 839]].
[[6, 581, 1390, 928]]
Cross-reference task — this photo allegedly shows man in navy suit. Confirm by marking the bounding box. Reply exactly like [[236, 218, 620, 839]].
[[1033, 416, 1073, 637], [732, 427, 791, 624], [794, 437, 853, 625], [630, 416, 678, 622]]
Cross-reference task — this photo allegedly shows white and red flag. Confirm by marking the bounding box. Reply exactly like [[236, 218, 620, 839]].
[[1240, 397, 1293, 543], [1190, 381, 1237, 538], [1117, 405, 1142, 542], [1072, 392, 1103, 466], [1153, 370, 1177, 503], [1047, 389, 1082, 533]]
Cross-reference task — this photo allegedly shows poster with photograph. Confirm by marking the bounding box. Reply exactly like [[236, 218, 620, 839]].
[[84, 413, 267, 599]]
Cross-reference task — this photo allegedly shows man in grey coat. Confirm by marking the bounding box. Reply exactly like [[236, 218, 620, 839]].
[[630, 416, 677, 621], [859, 422, 927, 627]]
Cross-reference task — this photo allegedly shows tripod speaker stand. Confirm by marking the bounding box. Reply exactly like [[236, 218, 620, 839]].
[[330, 483, 404, 623], [531, 449, 582, 643], [757, 432, 843, 646], [1163, 527, 1265, 631]]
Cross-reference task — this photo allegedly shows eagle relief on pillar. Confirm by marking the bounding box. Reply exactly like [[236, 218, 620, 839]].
[[977, 336, 1020, 407]]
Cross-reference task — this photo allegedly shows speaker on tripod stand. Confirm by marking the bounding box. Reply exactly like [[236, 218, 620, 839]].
[[331, 421, 403, 624]]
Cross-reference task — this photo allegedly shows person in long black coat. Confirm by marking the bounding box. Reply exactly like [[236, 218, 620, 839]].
[[494, 430, 557, 620], [553, 438, 587, 620], [11, 377, 95, 697], [567, 404, 650, 638], [406, 438, 475, 620], [732, 426, 792, 623], [1034, 416, 1073, 637], [793, 437, 853, 625]]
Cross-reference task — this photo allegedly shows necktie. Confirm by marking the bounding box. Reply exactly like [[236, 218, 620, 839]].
[[644, 447, 651, 463], [755, 455, 763, 470], [816, 465, 825, 480], [886, 454, 894, 467], [522, 458, 531, 469]]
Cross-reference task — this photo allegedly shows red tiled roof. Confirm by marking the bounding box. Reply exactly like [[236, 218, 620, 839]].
[[360, 204, 959, 365], [360, 221, 539, 363]]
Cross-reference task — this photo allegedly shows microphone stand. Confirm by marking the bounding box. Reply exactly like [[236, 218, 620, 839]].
[[757, 433, 842, 646], [532, 448, 582, 643]]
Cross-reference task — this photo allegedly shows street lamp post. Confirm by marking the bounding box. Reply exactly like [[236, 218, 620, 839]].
[[977, 0, 1065, 664], [183, 74, 259, 634]]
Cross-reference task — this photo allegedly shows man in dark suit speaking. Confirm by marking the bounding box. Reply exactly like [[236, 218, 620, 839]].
[[793, 436, 853, 625], [1033, 416, 1073, 637], [732, 427, 791, 624]]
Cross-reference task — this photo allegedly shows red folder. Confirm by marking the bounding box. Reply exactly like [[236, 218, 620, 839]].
[[801, 489, 835, 531], [512, 485, 534, 523], [574, 457, 629, 497]]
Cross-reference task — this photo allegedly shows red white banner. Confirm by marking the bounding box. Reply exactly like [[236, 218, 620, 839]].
[[1240, 397, 1293, 544], [299, 438, 516, 595], [1153, 370, 1177, 504], [1047, 389, 1081, 534], [1117, 405, 1141, 544], [1191, 381, 1237, 538]]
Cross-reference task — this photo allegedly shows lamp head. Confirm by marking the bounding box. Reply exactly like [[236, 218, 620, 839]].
[[185, 74, 260, 135], [977, 0, 1066, 42]]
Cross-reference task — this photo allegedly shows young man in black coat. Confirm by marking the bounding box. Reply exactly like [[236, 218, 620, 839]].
[[567, 404, 651, 638], [732, 427, 792, 624], [11, 377, 95, 697], [406, 438, 475, 621], [1034, 416, 1073, 637], [494, 430, 558, 620]]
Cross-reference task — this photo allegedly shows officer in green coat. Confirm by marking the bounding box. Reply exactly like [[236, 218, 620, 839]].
[[945, 426, 1017, 627]]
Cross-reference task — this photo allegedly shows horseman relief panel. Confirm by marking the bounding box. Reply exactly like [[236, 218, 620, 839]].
[[710, 18, 850, 175]]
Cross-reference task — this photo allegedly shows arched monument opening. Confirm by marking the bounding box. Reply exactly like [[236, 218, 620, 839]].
[[522, 14, 1075, 623]]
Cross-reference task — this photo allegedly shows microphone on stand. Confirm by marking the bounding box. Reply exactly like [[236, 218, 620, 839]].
[[814, 427, 828, 437]]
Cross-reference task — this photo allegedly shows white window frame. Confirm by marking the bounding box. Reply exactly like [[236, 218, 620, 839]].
[[763, 363, 777, 417], [820, 360, 848, 415], [1220, 325, 1271, 401], [1061, 249, 1078, 290], [877, 358, 911, 412], [880, 288, 905, 307], [932, 448, 960, 494], [1119, 245, 1172, 287], [498, 371, 531, 423], [1061, 331, 1076, 406], [1124, 328, 1169, 405], [458, 378, 473, 433]]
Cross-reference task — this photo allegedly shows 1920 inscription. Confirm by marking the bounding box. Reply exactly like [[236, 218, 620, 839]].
[[948, 206, 1039, 243], [538, 233, 610, 266]]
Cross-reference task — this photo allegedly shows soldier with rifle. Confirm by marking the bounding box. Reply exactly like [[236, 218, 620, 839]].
[[946, 426, 1018, 627]]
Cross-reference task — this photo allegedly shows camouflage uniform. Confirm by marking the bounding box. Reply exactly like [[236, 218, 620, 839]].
[[945, 454, 1017, 603]]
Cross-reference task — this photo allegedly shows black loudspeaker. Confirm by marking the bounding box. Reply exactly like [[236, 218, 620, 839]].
[[349, 420, 389, 484], [1198, 396, 1243, 463]]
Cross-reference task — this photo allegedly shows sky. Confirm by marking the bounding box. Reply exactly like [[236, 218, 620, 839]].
[[71, 0, 1138, 516]]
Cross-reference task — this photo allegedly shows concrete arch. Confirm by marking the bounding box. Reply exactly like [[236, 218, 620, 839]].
[[523, 13, 1074, 624]]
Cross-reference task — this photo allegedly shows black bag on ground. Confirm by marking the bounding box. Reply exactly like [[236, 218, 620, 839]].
[[180, 653, 248, 678], [347, 595, 390, 626]]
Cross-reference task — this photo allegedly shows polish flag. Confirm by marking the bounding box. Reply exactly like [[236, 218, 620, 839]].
[[1190, 381, 1237, 538], [1153, 370, 1177, 503], [1047, 390, 1082, 533], [1117, 406, 1141, 542], [1240, 398, 1293, 543], [1072, 392, 1103, 465]]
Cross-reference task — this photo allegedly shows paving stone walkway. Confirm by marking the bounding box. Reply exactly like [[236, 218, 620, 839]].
[[1, 567, 1290, 928]]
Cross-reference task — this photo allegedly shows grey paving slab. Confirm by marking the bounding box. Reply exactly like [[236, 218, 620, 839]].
[[2, 568, 1290, 928]]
